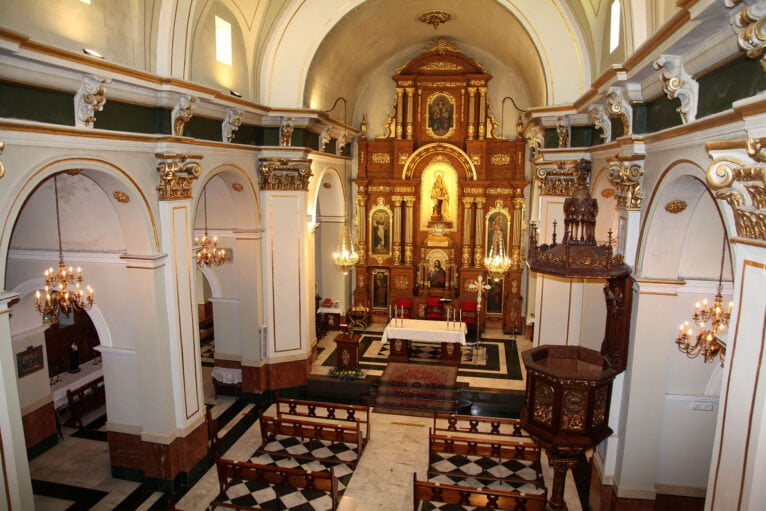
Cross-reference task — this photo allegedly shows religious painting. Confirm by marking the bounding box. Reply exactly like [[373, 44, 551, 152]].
[[368, 200, 393, 259], [16, 345, 44, 378], [486, 279, 504, 315], [429, 259, 447, 288], [419, 163, 458, 231], [426, 92, 456, 138], [485, 202, 511, 259], [371, 269, 389, 309]]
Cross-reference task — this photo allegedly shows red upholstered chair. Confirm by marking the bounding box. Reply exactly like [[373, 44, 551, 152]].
[[394, 298, 413, 318], [460, 301, 478, 334], [425, 297, 442, 320]]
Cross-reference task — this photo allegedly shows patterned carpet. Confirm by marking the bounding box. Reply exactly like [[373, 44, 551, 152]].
[[374, 363, 459, 417]]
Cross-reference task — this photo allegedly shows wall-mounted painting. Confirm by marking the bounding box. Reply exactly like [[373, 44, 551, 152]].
[[425, 92, 456, 139], [16, 345, 44, 378], [486, 278, 504, 315], [369, 199, 393, 260], [371, 268, 389, 309]]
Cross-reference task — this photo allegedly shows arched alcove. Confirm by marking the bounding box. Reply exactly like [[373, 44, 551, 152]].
[[312, 167, 349, 311]]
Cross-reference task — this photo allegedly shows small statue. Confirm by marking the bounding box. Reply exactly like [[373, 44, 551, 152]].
[[557, 118, 569, 148], [68, 341, 81, 374], [279, 117, 294, 147], [360, 114, 368, 140], [431, 173, 449, 220]]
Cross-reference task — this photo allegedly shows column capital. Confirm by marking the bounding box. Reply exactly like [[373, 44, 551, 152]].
[[391, 195, 403, 205], [475, 197, 487, 206], [258, 157, 313, 191], [155, 153, 203, 201], [404, 196, 416, 207], [608, 156, 645, 210], [462, 197, 475, 206]]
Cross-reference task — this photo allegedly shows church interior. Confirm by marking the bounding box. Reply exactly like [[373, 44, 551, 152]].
[[0, 1, 765, 510]]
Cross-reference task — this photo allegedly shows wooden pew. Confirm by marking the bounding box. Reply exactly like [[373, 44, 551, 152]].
[[259, 415, 365, 463], [211, 458, 339, 510], [429, 429, 541, 462], [65, 376, 105, 429], [412, 473, 546, 511], [275, 397, 371, 446], [433, 411, 529, 439]]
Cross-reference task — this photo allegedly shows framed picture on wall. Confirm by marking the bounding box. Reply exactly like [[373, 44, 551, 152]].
[[486, 278, 504, 315], [371, 268, 389, 310], [16, 345, 44, 378]]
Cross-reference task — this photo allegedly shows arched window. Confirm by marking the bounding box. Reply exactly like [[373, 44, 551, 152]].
[[215, 16, 233, 66], [609, 0, 621, 53]]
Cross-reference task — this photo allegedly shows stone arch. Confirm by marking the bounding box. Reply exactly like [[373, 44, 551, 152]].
[[193, 164, 261, 231], [0, 157, 160, 290], [311, 166, 347, 221], [636, 159, 732, 280]]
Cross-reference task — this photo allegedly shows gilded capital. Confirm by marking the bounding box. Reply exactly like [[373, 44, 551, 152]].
[[475, 197, 487, 206], [462, 197, 475, 206], [391, 195, 403, 205], [404, 196, 417, 207], [155, 152, 203, 201], [258, 158, 312, 191], [608, 158, 644, 209]]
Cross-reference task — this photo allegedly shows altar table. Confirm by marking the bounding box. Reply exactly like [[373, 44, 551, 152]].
[[381, 319, 467, 366], [51, 358, 104, 409]]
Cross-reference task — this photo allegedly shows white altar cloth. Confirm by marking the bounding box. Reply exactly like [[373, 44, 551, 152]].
[[212, 366, 243, 384], [317, 307, 344, 315], [51, 359, 104, 409], [381, 318, 467, 345]]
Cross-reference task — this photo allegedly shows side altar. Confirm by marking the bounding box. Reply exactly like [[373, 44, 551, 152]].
[[352, 39, 528, 333]]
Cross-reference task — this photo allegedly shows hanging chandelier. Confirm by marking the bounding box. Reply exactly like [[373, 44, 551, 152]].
[[195, 188, 226, 267], [35, 175, 94, 324], [332, 225, 359, 274], [483, 239, 511, 281], [325, 96, 359, 275], [675, 237, 732, 366]]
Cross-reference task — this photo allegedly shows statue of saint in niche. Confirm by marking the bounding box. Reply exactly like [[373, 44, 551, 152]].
[[371, 210, 390, 255], [429, 260, 447, 288], [431, 173, 449, 221]]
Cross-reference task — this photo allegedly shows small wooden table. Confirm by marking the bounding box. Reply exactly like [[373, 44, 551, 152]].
[[381, 319, 467, 366], [334, 332, 361, 373]]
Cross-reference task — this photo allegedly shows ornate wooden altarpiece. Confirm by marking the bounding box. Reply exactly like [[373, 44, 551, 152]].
[[353, 39, 528, 333]]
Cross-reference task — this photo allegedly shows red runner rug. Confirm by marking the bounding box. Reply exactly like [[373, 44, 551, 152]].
[[374, 362, 459, 417]]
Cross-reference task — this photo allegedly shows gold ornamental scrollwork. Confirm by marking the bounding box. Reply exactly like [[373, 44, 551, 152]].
[[421, 61, 463, 72], [706, 140, 766, 241], [394, 275, 409, 290], [155, 152, 202, 201], [491, 154, 511, 165], [371, 153, 391, 164], [664, 200, 687, 214], [608, 158, 644, 209], [113, 191, 130, 203], [258, 158, 312, 191]]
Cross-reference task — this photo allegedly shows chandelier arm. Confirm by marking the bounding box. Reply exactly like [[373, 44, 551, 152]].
[[54, 175, 64, 265]]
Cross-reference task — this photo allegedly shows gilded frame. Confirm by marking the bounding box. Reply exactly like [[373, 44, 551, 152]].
[[425, 91, 456, 139], [368, 198, 393, 261], [485, 200, 511, 258], [371, 268, 390, 310]]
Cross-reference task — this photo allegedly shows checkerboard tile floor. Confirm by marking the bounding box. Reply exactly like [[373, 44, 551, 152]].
[[428, 451, 545, 495], [259, 434, 360, 465], [249, 452, 354, 493], [418, 502, 480, 510], [376, 343, 488, 365], [213, 478, 335, 510]]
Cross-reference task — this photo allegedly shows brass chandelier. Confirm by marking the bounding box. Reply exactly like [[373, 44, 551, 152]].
[[35, 175, 94, 324], [675, 237, 732, 366], [483, 238, 511, 281], [325, 96, 359, 275], [194, 188, 226, 267]]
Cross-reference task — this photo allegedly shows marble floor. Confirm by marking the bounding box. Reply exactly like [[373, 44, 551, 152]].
[[310, 325, 531, 391]]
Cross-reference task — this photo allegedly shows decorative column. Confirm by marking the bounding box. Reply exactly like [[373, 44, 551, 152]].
[[404, 196, 416, 265], [478, 87, 488, 140], [0, 291, 35, 509], [474, 197, 486, 267], [356, 194, 367, 264], [405, 88, 415, 140], [467, 87, 477, 140], [257, 157, 313, 390], [395, 88, 404, 139], [392, 196, 403, 265], [462, 197, 474, 266], [608, 156, 645, 265], [511, 191, 525, 270], [151, 152, 209, 487]]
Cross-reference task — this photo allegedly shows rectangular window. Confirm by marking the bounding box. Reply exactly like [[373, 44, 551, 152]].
[[215, 16, 233, 67], [609, 0, 621, 53]]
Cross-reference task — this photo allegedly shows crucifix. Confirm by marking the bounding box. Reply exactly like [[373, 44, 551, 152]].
[[467, 275, 492, 350]]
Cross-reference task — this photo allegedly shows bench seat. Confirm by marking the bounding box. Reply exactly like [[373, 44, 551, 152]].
[[429, 451, 543, 487], [212, 478, 335, 510], [249, 452, 354, 493]]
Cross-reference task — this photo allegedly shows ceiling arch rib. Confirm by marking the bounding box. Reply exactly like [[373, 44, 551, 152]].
[[259, 0, 592, 110]]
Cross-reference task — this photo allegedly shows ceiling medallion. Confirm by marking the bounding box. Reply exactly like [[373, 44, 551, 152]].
[[601, 188, 615, 199], [323, 182, 332, 188], [417, 10, 454, 30], [664, 200, 687, 214], [232, 183, 243, 192]]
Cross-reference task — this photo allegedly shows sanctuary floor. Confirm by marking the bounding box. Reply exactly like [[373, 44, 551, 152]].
[[310, 324, 530, 391]]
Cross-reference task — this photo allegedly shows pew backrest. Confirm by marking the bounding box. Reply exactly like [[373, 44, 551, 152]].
[[260, 414, 365, 459], [429, 429, 541, 462], [275, 397, 370, 444], [412, 473, 546, 511]]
